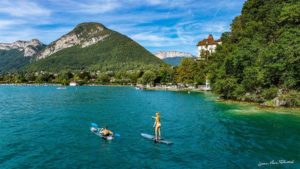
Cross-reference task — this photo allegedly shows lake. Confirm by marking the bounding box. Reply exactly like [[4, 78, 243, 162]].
[[0, 86, 299, 168]]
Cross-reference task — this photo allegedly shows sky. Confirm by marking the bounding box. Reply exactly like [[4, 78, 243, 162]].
[[0, 0, 246, 55]]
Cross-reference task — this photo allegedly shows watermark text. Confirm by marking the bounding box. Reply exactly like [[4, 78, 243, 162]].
[[258, 160, 294, 167]]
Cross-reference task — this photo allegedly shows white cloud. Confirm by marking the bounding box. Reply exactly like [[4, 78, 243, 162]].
[[130, 31, 184, 49], [131, 33, 167, 42], [0, 20, 20, 28], [0, 0, 51, 17], [76, 1, 120, 14], [50, 0, 121, 14], [130, 31, 199, 54], [0, 27, 72, 44], [175, 20, 228, 40]]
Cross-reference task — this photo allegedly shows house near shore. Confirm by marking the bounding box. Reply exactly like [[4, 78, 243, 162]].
[[69, 82, 77, 86], [197, 34, 222, 59]]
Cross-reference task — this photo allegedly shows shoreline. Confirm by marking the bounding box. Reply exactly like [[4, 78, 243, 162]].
[[144, 86, 300, 111], [216, 99, 300, 112], [0, 83, 62, 86], [1, 83, 299, 110], [0, 83, 129, 87], [142, 86, 211, 93]]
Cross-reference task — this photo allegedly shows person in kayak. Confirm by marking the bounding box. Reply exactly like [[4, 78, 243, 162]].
[[100, 126, 113, 136], [152, 112, 161, 140]]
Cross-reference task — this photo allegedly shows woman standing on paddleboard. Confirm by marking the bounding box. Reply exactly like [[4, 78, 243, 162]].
[[152, 112, 161, 140]]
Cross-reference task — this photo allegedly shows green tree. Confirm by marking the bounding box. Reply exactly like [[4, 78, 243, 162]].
[[175, 58, 206, 85], [97, 73, 110, 84], [205, 0, 300, 104], [138, 70, 156, 85]]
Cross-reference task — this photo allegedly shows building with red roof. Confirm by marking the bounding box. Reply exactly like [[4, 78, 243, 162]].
[[197, 34, 222, 58]]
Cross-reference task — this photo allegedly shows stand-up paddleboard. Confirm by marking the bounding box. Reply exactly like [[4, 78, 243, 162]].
[[141, 133, 173, 145]]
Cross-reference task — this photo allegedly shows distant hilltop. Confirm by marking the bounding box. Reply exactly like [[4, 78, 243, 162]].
[[36, 22, 110, 60], [0, 39, 45, 57], [154, 51, 194, 59]]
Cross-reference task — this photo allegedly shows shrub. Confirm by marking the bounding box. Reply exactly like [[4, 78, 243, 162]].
[[261, 87, 278, 100]]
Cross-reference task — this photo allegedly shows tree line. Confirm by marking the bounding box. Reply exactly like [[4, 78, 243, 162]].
[[0, 59, 207, 87]]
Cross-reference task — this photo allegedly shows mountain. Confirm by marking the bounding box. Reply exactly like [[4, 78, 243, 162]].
[[154, 51, 195, 66], [0, 39, 45, 73], [36, 23, 109, 59], [28, 22, 164, 71], [0, 39, 44, 57], [155, 51, 194, 59]]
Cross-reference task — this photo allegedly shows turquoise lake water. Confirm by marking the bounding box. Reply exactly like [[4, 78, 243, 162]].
[[0, 86, 299, 169]]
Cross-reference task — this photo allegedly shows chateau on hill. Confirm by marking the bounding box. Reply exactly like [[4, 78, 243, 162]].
[[197, 34, 222, 58]]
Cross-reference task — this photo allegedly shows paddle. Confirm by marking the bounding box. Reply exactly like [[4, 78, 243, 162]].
[[91, 123, 98, 128]]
